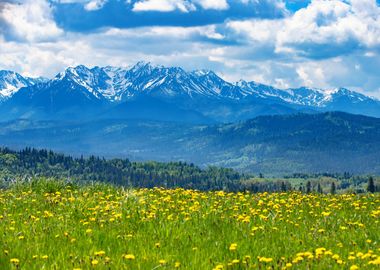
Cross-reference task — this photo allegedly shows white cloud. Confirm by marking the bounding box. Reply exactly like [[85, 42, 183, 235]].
[[85, 0, 108, 11], [1, 0, 380, 98], [194, 0, 229, 10], [0, 0, 63, 42], [132, 0, 231, 12], [277, 0, 380, 55], [132, 0, 196, 12], [225, 0, 380, 57]]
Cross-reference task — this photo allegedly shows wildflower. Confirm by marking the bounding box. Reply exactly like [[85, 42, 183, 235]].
[[368, 258, 380, 265], [10, 258, 20, 265], [321, 211, 331, 217], [229, 243, 237, 251], [350, 265, 359, 270], [94, 251, 106, 257], [259, 257, 273, 263], [159, 259, 166, 265], [174, 262, 181, 268], [124, 254, 135, 260], [91, 259, 99, 266]]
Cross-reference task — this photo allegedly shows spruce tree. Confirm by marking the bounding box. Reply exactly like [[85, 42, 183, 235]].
[[367, 176, 375, 193], [317, 183, 323, 194], [281, 181, 287, 192], [306, 181, 312, 193], [330, 182, 336, 195]]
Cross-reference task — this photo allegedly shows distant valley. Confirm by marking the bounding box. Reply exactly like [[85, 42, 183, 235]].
[[1, 112, 379, 176]]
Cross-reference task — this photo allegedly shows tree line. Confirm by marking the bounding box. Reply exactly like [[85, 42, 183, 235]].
[[0, 147, 378, 193]]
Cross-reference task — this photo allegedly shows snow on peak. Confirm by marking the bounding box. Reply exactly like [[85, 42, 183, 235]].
[[3, 63, 377, 108], [0, 70, 43, 101]]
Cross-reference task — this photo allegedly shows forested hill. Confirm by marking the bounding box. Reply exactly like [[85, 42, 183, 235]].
[[0, 147, 243, 190], [0, 112, 380, 175]]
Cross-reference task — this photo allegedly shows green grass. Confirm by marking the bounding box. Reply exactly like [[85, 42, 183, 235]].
[[0, 179, 379, 269]]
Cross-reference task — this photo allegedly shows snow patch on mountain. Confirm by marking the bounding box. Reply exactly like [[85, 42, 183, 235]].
[[1, 63, 379, 115], [0, 70, 46, 101]]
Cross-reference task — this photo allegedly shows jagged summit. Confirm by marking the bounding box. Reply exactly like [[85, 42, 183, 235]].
[[0, 63, 379, 121], [0, 70, 45, 101]]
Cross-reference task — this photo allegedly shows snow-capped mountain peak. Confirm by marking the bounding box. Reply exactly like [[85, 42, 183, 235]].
[[0, 70, 46, 101], [1, 63, 379, 120]]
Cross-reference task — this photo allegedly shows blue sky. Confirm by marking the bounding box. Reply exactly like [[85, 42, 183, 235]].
[[1, 0, 380, 98]]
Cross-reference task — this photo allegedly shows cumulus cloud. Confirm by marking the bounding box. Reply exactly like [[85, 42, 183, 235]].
[[226, 0, 380, 58], [0, 0, 63, 42], [132, 0, 196, 12], [132, 0, 231, 12], [85, 0, 108, 11], [0, 0, 380, 98], [195, 0, 229, 10], [276, 0, 380, 57]]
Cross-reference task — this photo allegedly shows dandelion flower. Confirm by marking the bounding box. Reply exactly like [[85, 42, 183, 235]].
[[124, 254, 135, 260]]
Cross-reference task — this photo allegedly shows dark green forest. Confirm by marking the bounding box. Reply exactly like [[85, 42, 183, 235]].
[[0, 147, 244, 190], [0, 147, 379, 193]]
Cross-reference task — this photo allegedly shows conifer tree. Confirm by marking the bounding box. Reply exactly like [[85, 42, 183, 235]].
[[330, 182, 336, 195], [367, 176, 375, 193]]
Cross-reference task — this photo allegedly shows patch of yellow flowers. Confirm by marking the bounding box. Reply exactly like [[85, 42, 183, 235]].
[[0, 185, 379, 269]]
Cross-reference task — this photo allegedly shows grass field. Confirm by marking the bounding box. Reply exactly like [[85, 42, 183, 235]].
[[0, 180, 379, 269]]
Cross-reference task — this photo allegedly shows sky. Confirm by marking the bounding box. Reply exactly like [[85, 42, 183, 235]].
[[0, 0, 380, 97]]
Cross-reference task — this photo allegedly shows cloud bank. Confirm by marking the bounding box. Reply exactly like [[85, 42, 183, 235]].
[[0, 0, 379, 98]]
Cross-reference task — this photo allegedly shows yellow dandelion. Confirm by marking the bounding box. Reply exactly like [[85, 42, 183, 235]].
[[94, 251, 105, 257], [229, 243, 237, 251], [10, 258, 20, 265], [124, 254, 135, 260]]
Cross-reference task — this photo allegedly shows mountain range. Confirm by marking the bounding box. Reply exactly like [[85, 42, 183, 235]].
[[0, 62, 379, 175], [1, 62, 380, 122]]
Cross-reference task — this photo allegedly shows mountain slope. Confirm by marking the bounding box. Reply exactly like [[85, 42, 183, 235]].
[[102, 96, 214, 124], [0, 69, 108, 120], [1, 63, 379, 122], [0, 112, 379, 175], [0, 70, 46, 101]]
